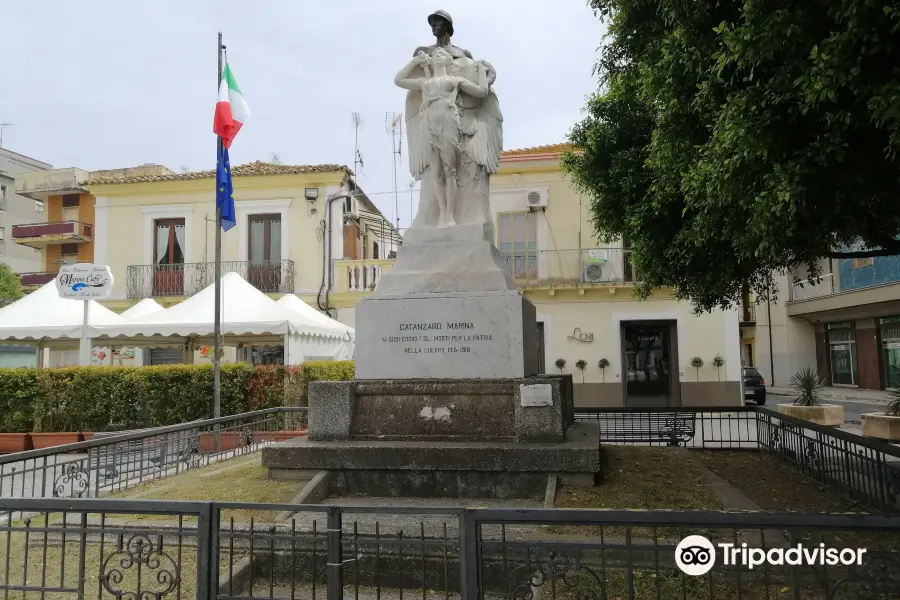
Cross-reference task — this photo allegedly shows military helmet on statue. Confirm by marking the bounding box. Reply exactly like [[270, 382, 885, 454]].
[[428, 10, 454, 36]]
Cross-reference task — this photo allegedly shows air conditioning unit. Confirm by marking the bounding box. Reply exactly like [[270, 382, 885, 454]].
[[525, 189, 549, 210], [343, 196, 359, 218], [582, 249, 610, 283]]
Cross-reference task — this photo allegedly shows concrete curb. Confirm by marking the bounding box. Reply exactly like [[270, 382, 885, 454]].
[[275, 470, 330, 522]]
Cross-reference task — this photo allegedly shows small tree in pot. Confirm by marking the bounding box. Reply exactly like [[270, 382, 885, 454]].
[[861, 387, 900, 441], [690, 357, 704, 381], [711, 354, 724, 381], [575, 359, 588, 382], [597, 358, 610, 382], [555, 358, 567, 374], [777, 367, 844, 426]]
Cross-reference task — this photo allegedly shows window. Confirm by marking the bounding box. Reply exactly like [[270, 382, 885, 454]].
[[60, 243, 78, 256], [827, 321, 859, 386], [34, 200, 44, 214], [0, 226, 5, 241], [851, 257, 873, 268], [248, 214, 282, 292], [497, 212, 537, 279], [373, 242, 379, 260], [62, 194, 80, 208], [879, 317, 900, 389], [622, 233, 639, 282], [0, 185, 7, 200]]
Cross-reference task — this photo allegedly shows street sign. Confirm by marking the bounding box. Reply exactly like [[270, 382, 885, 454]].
[[55, 264, 114, 299]]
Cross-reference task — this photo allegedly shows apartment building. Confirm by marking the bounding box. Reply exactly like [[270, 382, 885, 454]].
[[0, 148, 51, 275], [329, 144, 742, 408], [756, 256, 900, 391]]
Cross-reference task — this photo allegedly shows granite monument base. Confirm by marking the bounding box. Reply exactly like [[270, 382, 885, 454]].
[[260, 376, 601, 499], [354, 291, 539, 380]]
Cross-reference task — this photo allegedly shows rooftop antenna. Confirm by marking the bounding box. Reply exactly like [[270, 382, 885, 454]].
[[352, 113, 364, 178], [0, 123, 13, 148], [385, 112, 403, 249]]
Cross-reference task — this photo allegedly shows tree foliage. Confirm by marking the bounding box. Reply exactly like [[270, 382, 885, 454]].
[[564, 0, 900, 311], [0, 263, 23, 308]]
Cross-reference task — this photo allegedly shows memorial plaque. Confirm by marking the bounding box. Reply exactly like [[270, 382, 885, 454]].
[[519, 384, 552, 407]]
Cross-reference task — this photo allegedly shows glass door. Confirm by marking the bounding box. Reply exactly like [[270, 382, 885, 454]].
[[153, 219, 185, 296], [623, 324, 670, 406], [248, 214, 282, 292], [827, 323, 858, 386], [880, 318, 900, 389]]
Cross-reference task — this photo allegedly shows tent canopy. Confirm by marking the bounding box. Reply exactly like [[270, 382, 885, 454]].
[[84, 272, 344, 340], [276, 294, 354, 339], [0, 281, 122, 341], [119, 298, 164, 320]]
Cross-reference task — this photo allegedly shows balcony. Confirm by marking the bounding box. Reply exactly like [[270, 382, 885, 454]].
[[126, 260, 295, 299], [14, 168, 90, 200], [11, 221, 92, 248], [17, 272, 58, 291], [332, 250, 638, 293], [740, 303, 756, 326], [334, 259, 395, 292]]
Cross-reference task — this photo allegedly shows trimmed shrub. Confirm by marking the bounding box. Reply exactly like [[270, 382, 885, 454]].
[[0, 369, 39, 433]]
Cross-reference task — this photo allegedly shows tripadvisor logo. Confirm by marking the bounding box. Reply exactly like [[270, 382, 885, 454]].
[[675, 535, 867, 576]]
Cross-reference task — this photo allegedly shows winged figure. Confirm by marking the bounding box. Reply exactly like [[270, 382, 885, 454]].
[[394, 47, 503, 229]]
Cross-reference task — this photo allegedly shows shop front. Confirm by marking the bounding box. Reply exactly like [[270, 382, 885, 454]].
[[826, 321, 859, 387], [879, 316, 900, 389]]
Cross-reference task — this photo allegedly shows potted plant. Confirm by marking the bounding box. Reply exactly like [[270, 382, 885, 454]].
[[861, 388, 900, 441], [252, 429, 308, 444], [554, 358, 567, 374], [0, 409, 34, 453], [597, 358, 610, 382], [0, 432, 32, 453], [575, 359, 588, 382], [690, 357, 704, 381], [777, 367, 844, 426], [711, 354, 724, 381], [198, 429, 250, 453]]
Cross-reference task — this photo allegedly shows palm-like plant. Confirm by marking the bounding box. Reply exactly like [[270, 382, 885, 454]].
[[791, 367, 827, 407], [886, 388, 900, 417], [597, 358, 610, 382], [575, 359, 588, 382], [555, 358, 567, 374]]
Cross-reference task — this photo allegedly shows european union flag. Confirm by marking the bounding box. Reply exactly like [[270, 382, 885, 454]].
[[216, 144, 236, 231]]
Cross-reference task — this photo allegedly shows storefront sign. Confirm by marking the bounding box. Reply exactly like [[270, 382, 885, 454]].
[[879, 316, 900, 326], [826, 322, 853, 330], [567, 327, 594, 343], [56, 264, 114, 299]]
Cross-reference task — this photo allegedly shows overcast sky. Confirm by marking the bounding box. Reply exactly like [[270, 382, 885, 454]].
[[1, 1, 604, 228]]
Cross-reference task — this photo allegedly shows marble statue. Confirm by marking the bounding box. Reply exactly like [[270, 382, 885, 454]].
[[396, 10, 503, 230]]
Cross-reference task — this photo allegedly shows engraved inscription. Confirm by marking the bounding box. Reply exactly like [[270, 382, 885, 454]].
[[380, 321, 493, 355]]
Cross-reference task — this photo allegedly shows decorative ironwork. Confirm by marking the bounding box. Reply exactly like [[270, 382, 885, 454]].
[[804, 439, 823, 472], [100, 534, 179, 600], [126, 260, 295, 299], [53, 462, 89, 498], [506, 547, 603, 600]]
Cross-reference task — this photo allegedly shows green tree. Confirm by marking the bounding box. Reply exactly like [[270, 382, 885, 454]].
[[0, 264, 23, 308], [565, 0, 900, 312]]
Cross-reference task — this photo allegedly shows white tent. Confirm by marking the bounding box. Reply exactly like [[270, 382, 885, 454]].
[[84, 272, 350, 363], [277, 295, 355, 360], [119, 298, 164, 320], [0, 281, 122, 342]]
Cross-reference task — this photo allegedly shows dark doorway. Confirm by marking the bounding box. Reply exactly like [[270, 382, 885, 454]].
[[536, 322, 545, 374], [623, 323, 672, 407]]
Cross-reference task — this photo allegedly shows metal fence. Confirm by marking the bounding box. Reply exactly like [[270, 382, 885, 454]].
[[0, 498, 898, 599], [0, 408, 307, 509], [126, 259, 296, 298], [575, 406, 900, 514]]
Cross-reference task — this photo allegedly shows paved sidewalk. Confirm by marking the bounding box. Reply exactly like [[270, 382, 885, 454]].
[[767, 385, 893, 405]]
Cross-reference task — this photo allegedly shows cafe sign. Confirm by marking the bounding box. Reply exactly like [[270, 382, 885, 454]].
[[55, 264, 114, 299]]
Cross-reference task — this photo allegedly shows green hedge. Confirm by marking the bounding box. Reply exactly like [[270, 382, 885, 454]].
[[0, 361, 354, 433]]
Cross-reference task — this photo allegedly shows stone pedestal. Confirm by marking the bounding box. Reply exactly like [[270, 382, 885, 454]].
[[261, 376, 600, 499]]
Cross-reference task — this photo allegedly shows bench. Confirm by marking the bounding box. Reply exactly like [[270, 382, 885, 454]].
[[598, 412, 697, 446], [91, 427, 199, 480]]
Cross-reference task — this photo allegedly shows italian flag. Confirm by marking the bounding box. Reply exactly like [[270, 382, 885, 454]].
[[213, 62, 251, 148]]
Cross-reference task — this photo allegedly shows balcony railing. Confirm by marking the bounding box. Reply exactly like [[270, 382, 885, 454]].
[[11, 220, 92, 241], [14, 168, 90, 199], [790, 273, 835, 302], [126, 260, 295, 299], [741, 303, 756, 324], [502, 248, 639, 285], [17, 272, 57, 289], [334, 258, 395, 292]]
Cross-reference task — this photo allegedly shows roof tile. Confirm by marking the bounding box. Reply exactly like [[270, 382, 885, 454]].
[[501, 143, 577, 157], [82, 161, 351, 185]]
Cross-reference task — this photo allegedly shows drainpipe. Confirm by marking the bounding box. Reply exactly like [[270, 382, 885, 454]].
[[766, 293, 775, 387], [317, 193, 352, 317]]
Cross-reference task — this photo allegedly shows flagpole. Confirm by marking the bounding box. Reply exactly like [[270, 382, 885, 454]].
[[213, 31, 224, 450]]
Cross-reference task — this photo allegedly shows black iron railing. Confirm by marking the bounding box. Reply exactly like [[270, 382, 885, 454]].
[[0, 407, 306, 508], [126, 259, 295, 298], [0, 499, 897, 599]]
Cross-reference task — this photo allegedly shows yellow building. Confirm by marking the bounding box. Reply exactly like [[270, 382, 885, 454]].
[[334, 144, 742, 407]]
